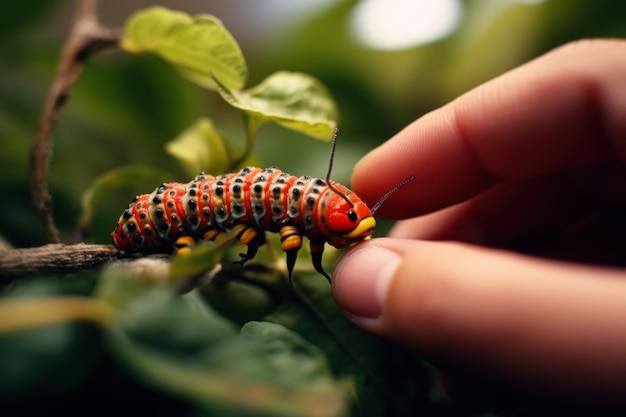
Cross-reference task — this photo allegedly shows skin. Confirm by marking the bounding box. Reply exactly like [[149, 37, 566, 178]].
[[331, 39, 626, 405]]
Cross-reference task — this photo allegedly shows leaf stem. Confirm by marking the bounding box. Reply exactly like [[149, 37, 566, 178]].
[[230, 114, 261, 170], [0, 297, 116, 333]]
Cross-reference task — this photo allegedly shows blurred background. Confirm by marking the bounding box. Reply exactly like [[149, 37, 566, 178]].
[[2, 0, 626, 248]]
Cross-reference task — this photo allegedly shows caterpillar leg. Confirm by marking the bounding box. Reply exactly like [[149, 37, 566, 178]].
[[279, 224, 303, 285], [174, 235, 196, 255], [310, 241, 331, 283], [203, 225, 266, 265], [203, 229, 222, 242], [175, 230, 236, 255], [235, 225, 266, 264], [202, 223, 265, 265]]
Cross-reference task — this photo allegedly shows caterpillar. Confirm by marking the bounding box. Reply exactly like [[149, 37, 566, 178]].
[[111, 132, 409, 282]]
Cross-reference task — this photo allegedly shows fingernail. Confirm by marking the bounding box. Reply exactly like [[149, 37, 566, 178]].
[[332, 245, 400, 319]]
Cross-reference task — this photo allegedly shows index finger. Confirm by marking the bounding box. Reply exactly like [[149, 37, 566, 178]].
[[354, 39, 626, 219]]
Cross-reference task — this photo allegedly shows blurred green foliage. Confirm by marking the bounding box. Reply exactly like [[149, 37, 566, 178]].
[[2, 1, 626, 415], [0, 272, 352, 416]]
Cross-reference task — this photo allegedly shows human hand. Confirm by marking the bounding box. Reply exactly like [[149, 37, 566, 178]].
[[332, 39, 626, 404]]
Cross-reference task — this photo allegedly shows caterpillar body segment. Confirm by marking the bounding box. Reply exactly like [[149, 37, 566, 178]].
[[111, 166, 375, 282]]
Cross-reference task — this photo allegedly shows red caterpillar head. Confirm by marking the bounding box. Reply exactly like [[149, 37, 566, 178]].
[[316, 182, 376, 249]]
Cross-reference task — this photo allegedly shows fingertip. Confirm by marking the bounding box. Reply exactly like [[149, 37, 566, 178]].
[[353, 40, 626, 219], [331, 242, 401, 322], [351, 112, 492, 219]]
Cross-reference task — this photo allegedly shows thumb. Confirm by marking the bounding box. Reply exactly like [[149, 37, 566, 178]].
[[331, 238, 626, 402]]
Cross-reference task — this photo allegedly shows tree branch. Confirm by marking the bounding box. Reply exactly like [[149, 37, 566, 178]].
[[29, 0, 121, 243], [0, 243, 118, 283], [0, 244, 275, 296]]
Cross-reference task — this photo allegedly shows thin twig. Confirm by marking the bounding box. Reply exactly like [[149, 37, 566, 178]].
[[29, 0, 121, 243]]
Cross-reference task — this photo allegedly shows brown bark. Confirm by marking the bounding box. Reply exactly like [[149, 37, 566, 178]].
[[0, 243, 118, 282], [29, 0, 121, 243]]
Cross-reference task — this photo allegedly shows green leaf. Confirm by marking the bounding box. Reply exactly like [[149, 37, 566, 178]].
[[6, 273, 98, 298], [79, 165, 173, 241], [106, 284, 347, 417], [114, 284, 239, 350], [240, 321, 336, 389], [168, 231, 239, 284], [201, 278, 282, 326], [121, 6, 247, 90], [265, 273, 437, 415], [215, 71, 338, 141], [165, 117, 231, 177]]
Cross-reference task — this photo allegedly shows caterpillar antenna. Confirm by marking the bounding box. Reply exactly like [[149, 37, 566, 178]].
[[325, 128, 354, 207], [371, 176, 414, 215]]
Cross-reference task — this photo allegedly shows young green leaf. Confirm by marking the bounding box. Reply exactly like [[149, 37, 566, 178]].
[[167, 230, 240, 284], [215, 71, 338, 141], [165, 118, 232, 177], [121, 6, 247, 90]]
